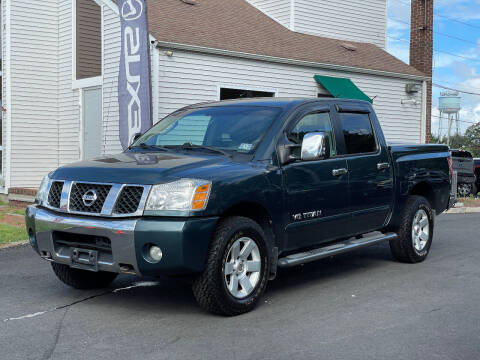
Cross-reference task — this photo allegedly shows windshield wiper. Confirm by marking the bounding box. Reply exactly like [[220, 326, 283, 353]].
[[169, 143, 232, 158], [129, 143, 169, 151]]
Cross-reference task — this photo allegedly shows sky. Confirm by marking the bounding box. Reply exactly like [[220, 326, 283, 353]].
[[387, 0, 480, 137]]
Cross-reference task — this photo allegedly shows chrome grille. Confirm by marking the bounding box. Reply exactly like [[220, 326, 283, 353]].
[[113, 186, 144, 214], [69, 183, 112, 214], [47, 181, 63, 208]]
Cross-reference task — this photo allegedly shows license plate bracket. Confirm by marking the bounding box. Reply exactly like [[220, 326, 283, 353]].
[[70, 248, 98, 272]]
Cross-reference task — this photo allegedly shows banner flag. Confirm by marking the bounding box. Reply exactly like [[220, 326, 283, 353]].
[[118, 0, 152, 150]]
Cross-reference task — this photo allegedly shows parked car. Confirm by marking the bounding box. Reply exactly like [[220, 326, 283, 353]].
[[450, 149, 475, 197], [474, 158, 480, 195], [26, 98, 453, 315]]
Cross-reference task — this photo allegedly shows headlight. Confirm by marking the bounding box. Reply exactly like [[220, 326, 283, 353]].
[[35, 174, 50, 205], [145, 179, 212, 211]]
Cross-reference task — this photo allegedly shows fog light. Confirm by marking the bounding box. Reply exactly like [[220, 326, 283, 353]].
[[149, 246, 163, 262]]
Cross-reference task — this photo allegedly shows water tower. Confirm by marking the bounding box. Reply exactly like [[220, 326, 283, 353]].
[[438, 91, 461, 145]]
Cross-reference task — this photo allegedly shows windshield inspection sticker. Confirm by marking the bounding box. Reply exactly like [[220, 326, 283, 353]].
[[239, 143, 253, 151]]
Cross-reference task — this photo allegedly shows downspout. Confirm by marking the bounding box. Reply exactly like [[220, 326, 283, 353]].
[[289, 0, 295, 31], [5, 0, 12, 191], [421, 80, 427, 143]]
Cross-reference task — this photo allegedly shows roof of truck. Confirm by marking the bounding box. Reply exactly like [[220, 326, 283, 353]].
[[185, 97, 371, 109]]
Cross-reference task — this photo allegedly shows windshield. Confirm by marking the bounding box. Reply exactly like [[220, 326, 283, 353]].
[[132, 105, 282, 153]]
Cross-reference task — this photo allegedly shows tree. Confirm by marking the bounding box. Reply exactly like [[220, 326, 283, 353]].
[[464, 123, 480, 157]]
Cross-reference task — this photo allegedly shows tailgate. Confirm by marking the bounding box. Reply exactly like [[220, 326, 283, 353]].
[[452, 157, 474, 175]]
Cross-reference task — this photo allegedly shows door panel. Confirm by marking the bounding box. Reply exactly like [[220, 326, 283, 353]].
[[336, 112, 394, 234], [284, 158, 349, 251], [347, 152, 394, 233], [282, 109, 349, 251], [83, 87, 102, 160]]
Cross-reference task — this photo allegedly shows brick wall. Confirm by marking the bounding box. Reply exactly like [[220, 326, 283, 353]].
[[410, 0, 433, 143]]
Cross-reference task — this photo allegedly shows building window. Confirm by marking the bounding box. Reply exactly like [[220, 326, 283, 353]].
[[76, 0, 102, 80], [220, 88, 275, 100]]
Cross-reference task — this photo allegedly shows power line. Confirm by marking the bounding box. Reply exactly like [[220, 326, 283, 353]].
[[395, 0, 480, 30], [431, 115, 478, 126], [434, 12, 480, 30], [433, 83, 480, 96], [387, 35, 480, 64], [389, 16, 478, 46]]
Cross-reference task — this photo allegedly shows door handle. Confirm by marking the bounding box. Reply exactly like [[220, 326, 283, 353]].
[[377, 163, 390, 170], [332, 168, 348, 177]]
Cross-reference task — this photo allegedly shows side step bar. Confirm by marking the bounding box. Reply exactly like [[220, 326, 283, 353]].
[[277, 232, 398, 268]]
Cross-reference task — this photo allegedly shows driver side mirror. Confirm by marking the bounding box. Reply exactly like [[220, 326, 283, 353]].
[[301, 132, 330, 161]]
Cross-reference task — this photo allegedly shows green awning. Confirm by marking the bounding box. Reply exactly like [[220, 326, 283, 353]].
[[314, 75, 372, 103]]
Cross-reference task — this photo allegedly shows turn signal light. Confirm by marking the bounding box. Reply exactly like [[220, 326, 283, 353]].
[[192, 184, 211, 210]]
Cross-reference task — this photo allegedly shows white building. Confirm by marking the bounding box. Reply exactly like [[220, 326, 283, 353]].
[[1, 0, 429, 196]]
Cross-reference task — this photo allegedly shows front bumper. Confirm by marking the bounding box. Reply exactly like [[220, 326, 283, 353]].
[[25, 205, 219, 276]]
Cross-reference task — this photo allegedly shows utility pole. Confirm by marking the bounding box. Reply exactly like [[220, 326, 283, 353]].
[[447, 115, 453, 147]]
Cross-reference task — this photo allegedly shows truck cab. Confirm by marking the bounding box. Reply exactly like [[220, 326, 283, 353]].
[[26, 98, 452, 315]]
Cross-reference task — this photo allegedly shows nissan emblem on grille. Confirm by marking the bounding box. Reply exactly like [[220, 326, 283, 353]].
[[82, 190, 98, 207]]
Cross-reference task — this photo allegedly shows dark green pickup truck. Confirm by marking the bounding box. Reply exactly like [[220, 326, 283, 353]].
[[26, 98, 454, 315]]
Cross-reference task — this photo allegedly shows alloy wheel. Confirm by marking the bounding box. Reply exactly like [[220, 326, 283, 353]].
[[224, 237, 261, 299], [411, 209, 429, 252]]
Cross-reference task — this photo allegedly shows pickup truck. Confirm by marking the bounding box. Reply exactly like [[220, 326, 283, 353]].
[[450, 150, 475, 197], [474, 158, 480, 195], [26, 98, 454, 316]]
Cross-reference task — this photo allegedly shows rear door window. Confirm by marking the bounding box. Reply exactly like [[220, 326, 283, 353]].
[[338, 113, 377, 155]]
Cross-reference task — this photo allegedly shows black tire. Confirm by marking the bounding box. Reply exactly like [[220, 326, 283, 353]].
[[51, 262, 117, 289], [472, 183, 478, 196], [457, 183, 472, 198], [192, 216, 269, 316], [389, 195, 434, 263]]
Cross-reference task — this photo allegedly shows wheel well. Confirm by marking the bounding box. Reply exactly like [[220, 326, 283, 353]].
[[222, 202, 275, 246], [410, 182, 436, 210]]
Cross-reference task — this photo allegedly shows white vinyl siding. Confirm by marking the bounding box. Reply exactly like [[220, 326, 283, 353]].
[[2, 0, 7, 184], [246, 0, 291, 28], [293, 0, 387, 48], [9, 0, 59, 188], [102, 4, 122, 155], [59, 0, 81, 167], [150, 49, 422, 144]]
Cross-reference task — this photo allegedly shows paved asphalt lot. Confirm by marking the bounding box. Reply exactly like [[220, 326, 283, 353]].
[[1, 214, 479, 360]]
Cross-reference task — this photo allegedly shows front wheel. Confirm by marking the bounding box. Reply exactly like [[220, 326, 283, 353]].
[[389, 195, 434, 263], [192, 216, 269, 316]]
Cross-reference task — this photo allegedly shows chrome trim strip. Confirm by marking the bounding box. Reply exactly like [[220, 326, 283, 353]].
[[102, 183, 124, 216], [44, 179, 54, 207], [60, 181, 72, 211]]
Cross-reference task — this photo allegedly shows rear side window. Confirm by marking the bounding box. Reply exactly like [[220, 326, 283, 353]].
[[339, 113, 376, 154]]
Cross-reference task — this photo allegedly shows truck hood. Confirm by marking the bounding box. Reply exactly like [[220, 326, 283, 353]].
[[51, 151, 250, 184]]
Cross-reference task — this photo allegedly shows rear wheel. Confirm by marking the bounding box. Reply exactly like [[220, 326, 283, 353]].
[[51, 263, 117, 289], [389, 196, 434, 263], [457, 183, 472, 198], [192, 216, 269, 316]]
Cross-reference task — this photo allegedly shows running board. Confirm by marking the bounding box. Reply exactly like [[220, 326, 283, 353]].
[[277, 232, 398, 268]]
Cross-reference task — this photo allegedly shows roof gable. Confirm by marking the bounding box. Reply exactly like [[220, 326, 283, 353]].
[[115, 0, 425, 78]]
